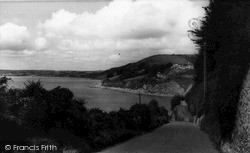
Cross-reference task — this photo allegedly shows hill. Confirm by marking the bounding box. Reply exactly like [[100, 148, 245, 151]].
[[87, 54, 195, 79], [137, 54, 192, 66], [96, 54, 195, 96]]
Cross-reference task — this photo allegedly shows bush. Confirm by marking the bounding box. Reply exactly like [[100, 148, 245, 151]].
[[200, 114, 221, 150], [0, 77, 12, 115], [23, 80, 48, 98], [171, 95, 185, 111], [130, 104, 151, 131], [148, 99, 169, 127], [0, 117, 33, 141], [0, 77, 170, 152], [191, 0, 250, 149]]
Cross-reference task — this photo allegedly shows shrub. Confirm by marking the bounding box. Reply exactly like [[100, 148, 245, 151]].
[[171, 95, 185, 111], [0, 77, 170, 152], [130, 104, 151, 131], [191, 0, 250, 149], [0, 77, 12, 115], [200, 113, 221, 150], [148, 99, 169, 127], [23, 80, 47, 99]]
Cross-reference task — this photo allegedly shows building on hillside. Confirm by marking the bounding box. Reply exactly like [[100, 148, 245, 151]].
[[171, 63, 194, 70], [156, 72, 166, 79]]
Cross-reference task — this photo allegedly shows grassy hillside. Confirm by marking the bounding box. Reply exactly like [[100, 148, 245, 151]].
[[88, 54, 194, 80], [137, 54, 191, 66], [99, 54, 195, 96]]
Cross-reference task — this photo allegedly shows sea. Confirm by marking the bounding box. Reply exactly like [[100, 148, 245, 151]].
[[6, 76, 172, 112]]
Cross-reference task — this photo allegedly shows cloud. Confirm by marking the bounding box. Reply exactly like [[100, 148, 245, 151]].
[[38, 0, 205, 54], [40, 0, 204, 40], [33, 0, 206, 70], [0, 23, 30, 51], [34, 37, 48, 50], [0, 23, 48, 52], [109, 54, 121, 62], [0, 0, 207, 70]]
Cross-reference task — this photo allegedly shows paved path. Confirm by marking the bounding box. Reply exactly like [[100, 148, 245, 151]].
[[99, 122, 218, 153]]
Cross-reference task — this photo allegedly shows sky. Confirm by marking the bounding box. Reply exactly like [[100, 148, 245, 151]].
[[0, 0, 209, 71]]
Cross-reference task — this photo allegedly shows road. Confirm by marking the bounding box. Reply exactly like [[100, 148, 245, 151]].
[[99, 122, 218, 153]]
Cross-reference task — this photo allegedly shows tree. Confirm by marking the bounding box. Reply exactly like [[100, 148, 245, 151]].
[[0, 77, 13, 114], [148, 99, 169, 127], [106, 73, 114, 79], [171, 95, 184, 111], [130, 104, 151, 131], [190, 0, 250, 150], [65, 98, 88, 136], [21, 81, 53, 132]]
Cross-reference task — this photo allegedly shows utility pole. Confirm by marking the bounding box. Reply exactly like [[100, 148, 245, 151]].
[[204, 49, 206, 103], [138, 92, 142, 104]]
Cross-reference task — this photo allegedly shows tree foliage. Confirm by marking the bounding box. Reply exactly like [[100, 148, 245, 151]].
[[0, 77, 170, 151], [190, 0, 250, 147], [171, 95, 185, 111]]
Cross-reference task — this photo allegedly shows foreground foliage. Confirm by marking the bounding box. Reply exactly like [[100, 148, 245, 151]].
[[188, 0, 250, 150], [0, 77, 169, 152]]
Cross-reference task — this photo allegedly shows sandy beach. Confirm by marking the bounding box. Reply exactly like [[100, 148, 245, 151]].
[[91, 83, 175, 97]]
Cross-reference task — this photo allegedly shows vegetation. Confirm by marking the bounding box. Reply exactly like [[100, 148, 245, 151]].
[[188, 0, 250, 149], [103, 54, 192, 80], [0, 77, 169, 152], [101, 55, 195, 95], [103, 63, 173, 87], [171, 95, 185, 111]]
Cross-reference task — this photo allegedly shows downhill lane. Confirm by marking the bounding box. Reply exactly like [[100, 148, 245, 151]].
[[99, 122, 218, 153]]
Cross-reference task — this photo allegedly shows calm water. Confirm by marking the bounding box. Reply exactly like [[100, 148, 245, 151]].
[[6, 76, 172, 112]]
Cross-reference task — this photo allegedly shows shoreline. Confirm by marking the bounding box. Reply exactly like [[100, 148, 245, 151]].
[[1, 75, 102, 81], [91, 83, 174, 98], [4, 75, 174, 98]]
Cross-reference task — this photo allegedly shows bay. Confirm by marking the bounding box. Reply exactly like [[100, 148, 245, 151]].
[[6, 76, 172, 112]]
